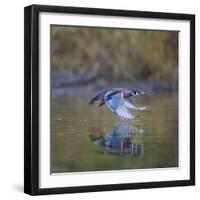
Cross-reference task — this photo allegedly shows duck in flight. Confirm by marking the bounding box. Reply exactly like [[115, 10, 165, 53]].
[[89, 88, 146, 120]]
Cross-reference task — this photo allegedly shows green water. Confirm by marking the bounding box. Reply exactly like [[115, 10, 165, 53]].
[[51, 93, 178, 173]]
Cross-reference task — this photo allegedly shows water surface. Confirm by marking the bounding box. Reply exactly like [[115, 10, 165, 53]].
[[51, 93, 178, 173]]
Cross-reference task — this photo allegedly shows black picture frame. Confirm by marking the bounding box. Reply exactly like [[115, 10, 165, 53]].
[[24, 4, 195, 196]]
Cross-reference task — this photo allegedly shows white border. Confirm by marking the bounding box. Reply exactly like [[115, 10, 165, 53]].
[[39, 12, 190, 188]]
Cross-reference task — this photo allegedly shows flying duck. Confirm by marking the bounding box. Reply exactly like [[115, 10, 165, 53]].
[[89, 88, 146, 120]]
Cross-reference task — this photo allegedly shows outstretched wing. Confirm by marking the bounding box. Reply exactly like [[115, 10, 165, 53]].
[[124, 98, 135, 109], [104, 91, 134, 120], [89, 90, 108, 106], [89, 89, 122, 106], [124, 98, 146, 110]]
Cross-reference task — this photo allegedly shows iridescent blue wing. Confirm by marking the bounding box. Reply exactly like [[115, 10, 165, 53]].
[[104, 91, 134, 120]]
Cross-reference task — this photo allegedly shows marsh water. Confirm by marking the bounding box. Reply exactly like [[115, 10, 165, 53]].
[[51, 93, 178, 173]]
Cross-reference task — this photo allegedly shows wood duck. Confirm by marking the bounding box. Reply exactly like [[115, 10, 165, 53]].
[[89, 88, 146, 120]]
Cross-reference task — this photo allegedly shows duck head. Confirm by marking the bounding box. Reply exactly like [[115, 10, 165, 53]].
[[131, 88, 145, 96], [122, 88, 145, 98]]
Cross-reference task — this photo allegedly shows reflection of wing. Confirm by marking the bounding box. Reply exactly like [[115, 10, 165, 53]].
[[113, 124, 135, 138], [105, 92, 134, 120]]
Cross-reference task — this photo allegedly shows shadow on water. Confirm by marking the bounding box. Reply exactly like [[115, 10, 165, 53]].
[[89, 124, 145, 157]]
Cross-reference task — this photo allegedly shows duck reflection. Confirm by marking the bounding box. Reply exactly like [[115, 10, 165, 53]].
[[89, 124, 145, 157]]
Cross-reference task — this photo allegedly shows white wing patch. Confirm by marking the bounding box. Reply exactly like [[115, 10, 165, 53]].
[[124, 98, 146, 111]]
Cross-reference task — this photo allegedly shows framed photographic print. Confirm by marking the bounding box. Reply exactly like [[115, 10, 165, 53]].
[[24, 4, 195, 195]]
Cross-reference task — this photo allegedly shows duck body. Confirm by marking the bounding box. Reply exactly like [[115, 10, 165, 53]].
[[89, 88, 145, 120]]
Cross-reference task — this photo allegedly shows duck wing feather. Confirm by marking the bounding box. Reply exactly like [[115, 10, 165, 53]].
[[104, 91, 134, 120]]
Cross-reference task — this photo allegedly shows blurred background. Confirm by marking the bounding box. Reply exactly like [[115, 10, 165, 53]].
[[51, 26, 178, 97]]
